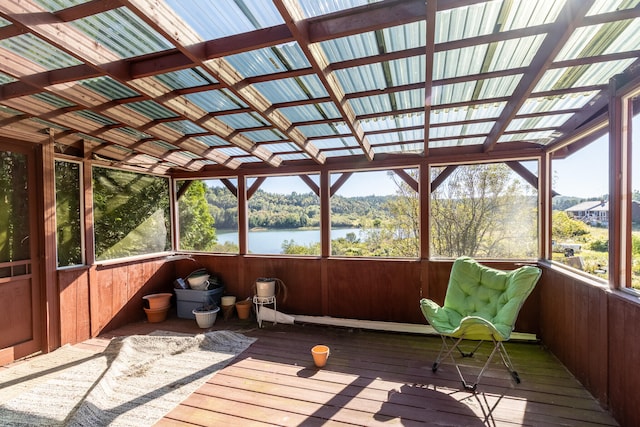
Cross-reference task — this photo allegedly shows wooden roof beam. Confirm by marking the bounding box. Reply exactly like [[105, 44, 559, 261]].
[[274, 0, 373, 161], [482, 0, 596, 153]]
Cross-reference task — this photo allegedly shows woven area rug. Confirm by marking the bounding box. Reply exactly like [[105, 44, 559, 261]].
[[0, 330, 255, 426]]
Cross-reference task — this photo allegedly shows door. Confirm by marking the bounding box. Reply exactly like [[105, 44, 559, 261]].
[[0, 142, 42, 364]]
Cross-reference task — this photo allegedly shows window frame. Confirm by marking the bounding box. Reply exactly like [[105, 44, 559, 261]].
[[54, 159, 85, 268]]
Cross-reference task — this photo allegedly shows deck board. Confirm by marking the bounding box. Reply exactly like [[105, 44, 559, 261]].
[[8, 315, 617, 426]]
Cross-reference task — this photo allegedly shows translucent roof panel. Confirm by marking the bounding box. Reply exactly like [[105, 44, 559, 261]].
[[166, 0, 283, 39], [70, 8, 173, 58], [195, 135, 229, 147], [429, 137, 486, 148], [219, 146, 252, 157], [430, 122, 495, 139], [360, 114, 425, 132], [297, 123, 350, 138], [431, 102, 506, 124], [264, 142, 300, 153], [278, 103, 341, 123], [434, 75, 522, 105], [435, 0, 565, 43], [367, 129, 425, 144], [32, 93, 76, 108], [507, 113, 574, 131], [216, 112, 269, 129], [32, 0, 91, 12], [535, 59, 636, 91], [321, 21, 425, 63], [350, 89, 425, 116], [126, 101, 179, 120], [225, 43, 310, 78], [374, 142, 423, 154], [253, 75, 328, 104], [184, 90, 248, 112], [279, 153, 309, 161], [555, 19, 640, 61], [298, 0, 384, 18], [519, 91, 599, 114], [242, 129, 286, 142], [155, 68, 218, 90], [498, 130, 556, 144], [312, 137, 357, 150], [0, 34, 81, 70], [163, 120, 208, 135], [74, 110, 118, 126], [587, 0, 640, 16], [0, 73, 17, 84], [335, 56, 425, 93], [79, 76, 140, 100]]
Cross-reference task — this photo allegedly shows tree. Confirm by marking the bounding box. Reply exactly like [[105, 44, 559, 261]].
[[178, 180, 217, 251], [551, 211, 590, 240], [430, 164, 537, 258]]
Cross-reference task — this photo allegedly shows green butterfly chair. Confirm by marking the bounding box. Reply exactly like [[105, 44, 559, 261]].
[[420, 257, 541, 392]]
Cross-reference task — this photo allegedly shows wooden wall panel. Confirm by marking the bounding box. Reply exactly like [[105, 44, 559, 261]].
[[608, 293, 640, 427], [58, 268, 90, 345]]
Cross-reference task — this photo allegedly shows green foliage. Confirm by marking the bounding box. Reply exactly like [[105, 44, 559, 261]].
[[633, 234, 640, 255], [588, 238, 608, 252], [282, 239, 320, 255], [552, 211, 590, 240], [0, 151, 30, 264], [93, 167, 171, 260], [55, 161, 82, 266], [178, 180, 217, 251]]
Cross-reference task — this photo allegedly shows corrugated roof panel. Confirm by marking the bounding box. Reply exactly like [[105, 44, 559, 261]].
[[336, 56, 425, 93], [33, 0, 91, 12], [216, 112, 269, 129], [278, 153, 309, 161], [278, 102, 341, 123], [429, 137, 486, 148], [434, 75, 521, 105], [30, 118, 68, 132], [431, 102, 505, 124], [556, 19, 640, 61], [322, 148, 361, 158], [297, 123, 350, 137], [384, 21, 426, 51], [502, 0, 566, 31], [298, 0, 383, 18], [195, 135, 229, 147], [320, 32, 378, 63], [0, 34, 82, 70], [184, 90, 247, 112], [430, 121, 494, 138], [265, 142, 300, 153], [80, 76, 139, 100], [507, 113, 573, 131], [167, 0, 283, 39], [163, 120, 207, 135], [587, 0, 640, 16], [0, 18, 10, 27], [350, 93, 393, 116], [535, 59, 635, 91], [519, 91, 599, 114], [435, 45, 489, 80], [32, 93, 76, 108], [148, 140, 179, 151], [126, 100, 178, 120], [242, 129, 286, 142], [226, 42, 310, 78], [360, 113, 424, 132], [374, 142, 423, 154], [71, 8, 172, 58], [155, 68, 218, 89], [116, 127, 151, 140], [312, 137, 357, 150], [253, 75, 328, 104], [368, 129, 424, 144], [394, 89, 427, 110], [74, 110, 118, 126], [498, 130, 555, 143], [218, 146, 251, 156], [0, 73, 17, 84], [435, 1, 502, 43]]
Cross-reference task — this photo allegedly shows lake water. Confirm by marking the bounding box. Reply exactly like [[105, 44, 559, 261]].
[[216, 228, 364, 254]]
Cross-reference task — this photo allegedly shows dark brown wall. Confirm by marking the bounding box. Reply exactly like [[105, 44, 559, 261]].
[[539, 266, 640, 427]]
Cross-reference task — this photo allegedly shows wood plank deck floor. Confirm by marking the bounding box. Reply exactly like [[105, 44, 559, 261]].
[[3, 313, 619, 426]]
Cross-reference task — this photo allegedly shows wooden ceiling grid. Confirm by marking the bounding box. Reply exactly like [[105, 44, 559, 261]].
[[0, 0, 637, 173]]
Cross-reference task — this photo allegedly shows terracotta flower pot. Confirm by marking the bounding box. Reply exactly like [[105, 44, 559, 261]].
[[235, 300, 252, 320], [144, 306, 169, 323], [142, 293, 172, 309], [311, 345, 330, 368]]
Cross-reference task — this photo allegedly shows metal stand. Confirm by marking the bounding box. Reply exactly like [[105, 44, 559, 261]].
[[253, 295, 276, 328]]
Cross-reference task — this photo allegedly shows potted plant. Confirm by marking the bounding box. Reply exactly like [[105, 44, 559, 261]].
[[192, 304, 220, 328]]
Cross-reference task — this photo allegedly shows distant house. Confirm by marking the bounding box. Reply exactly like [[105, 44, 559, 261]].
[[565, 200, 640, 225]]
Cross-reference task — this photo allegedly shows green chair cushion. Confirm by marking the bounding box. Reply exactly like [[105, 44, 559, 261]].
[[421, 257, 541, 341]]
